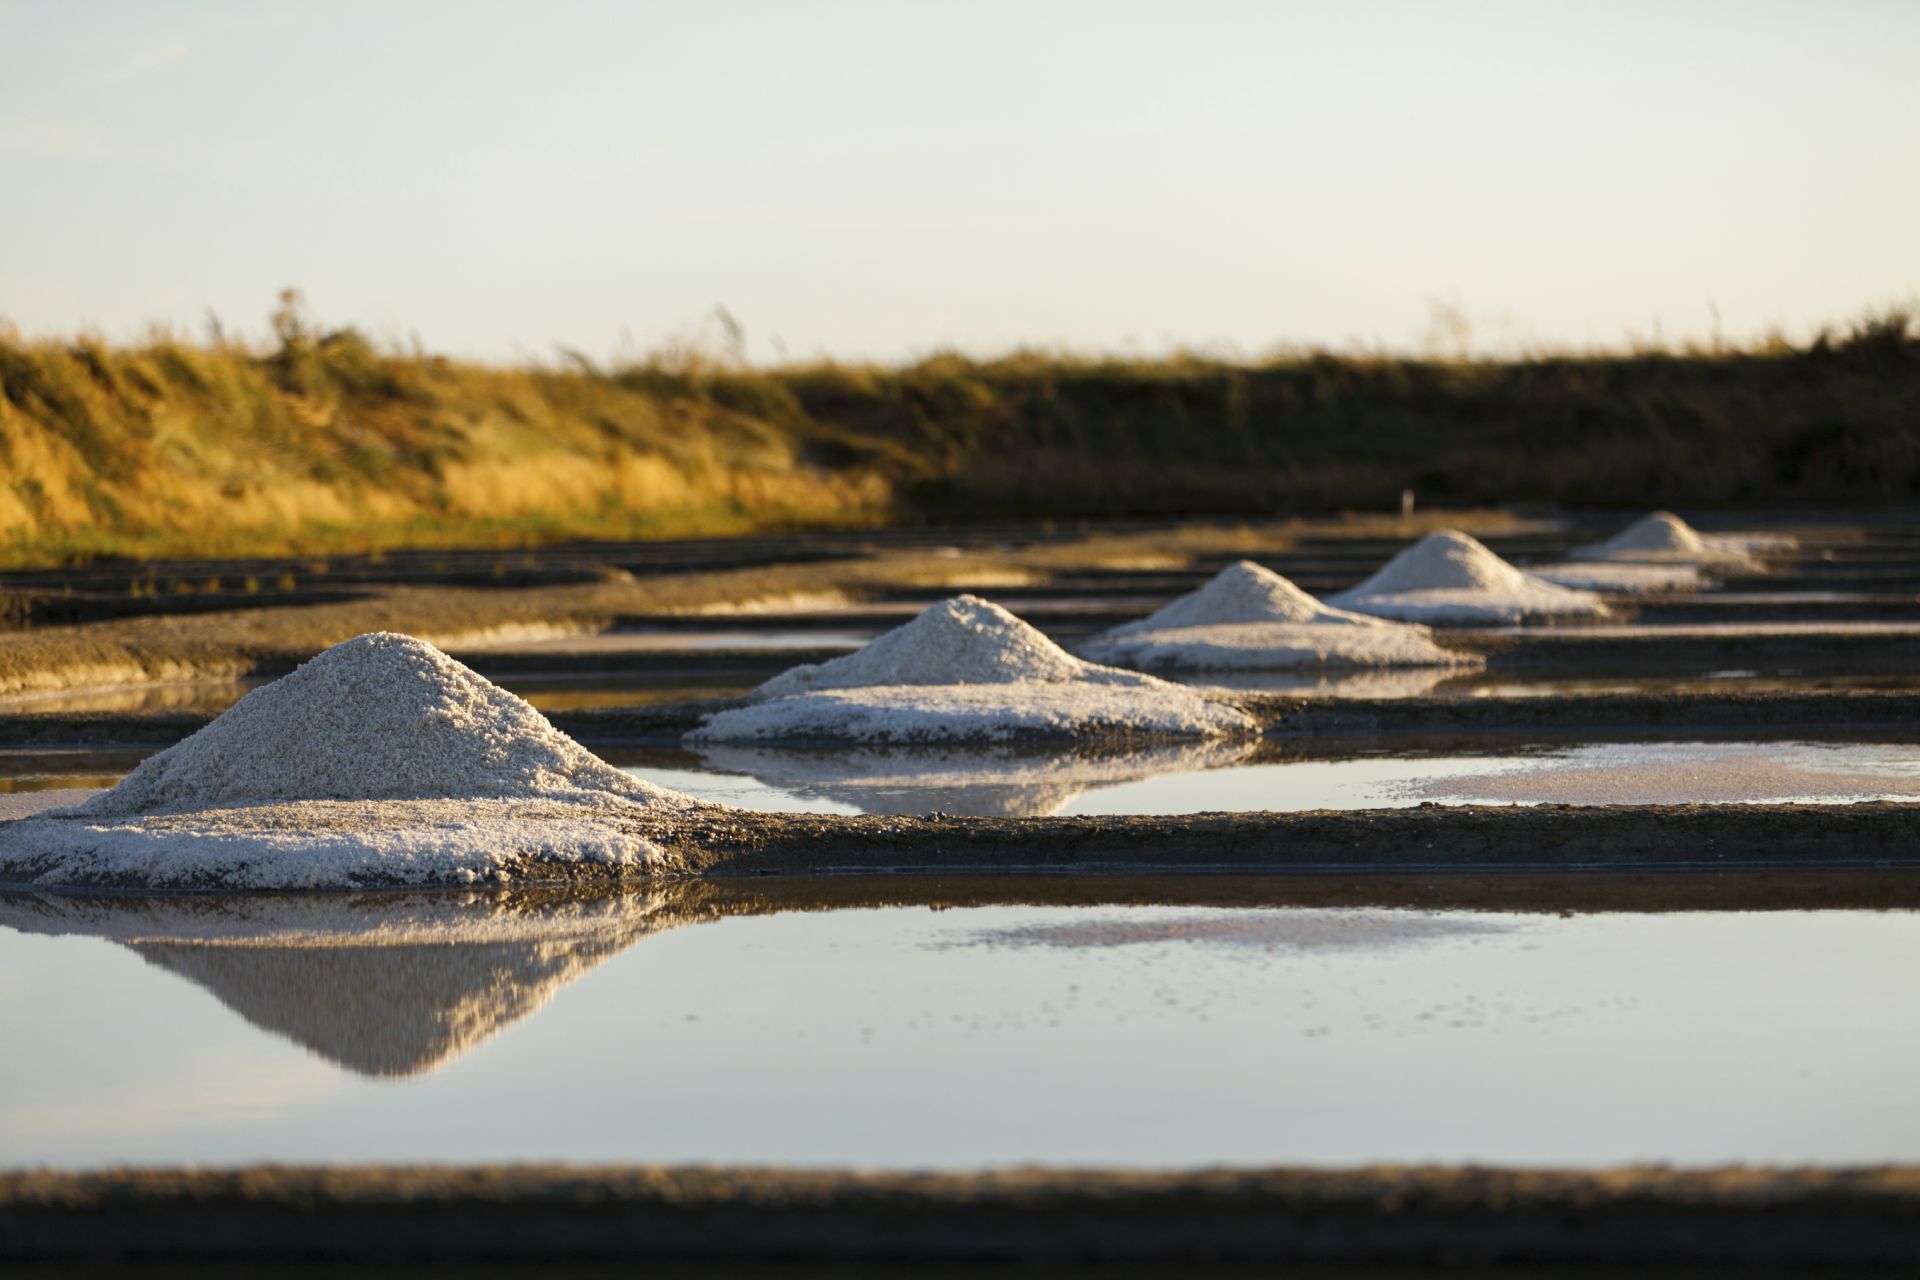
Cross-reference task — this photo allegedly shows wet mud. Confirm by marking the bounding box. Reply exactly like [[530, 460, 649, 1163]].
[[7, 1164, 1920, 1268]]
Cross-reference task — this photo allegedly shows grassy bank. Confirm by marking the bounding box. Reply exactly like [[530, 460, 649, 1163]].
[[2, 304, 1915, 566]]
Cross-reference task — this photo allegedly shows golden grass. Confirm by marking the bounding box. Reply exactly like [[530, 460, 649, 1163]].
[[1, 302, 1913, 567]]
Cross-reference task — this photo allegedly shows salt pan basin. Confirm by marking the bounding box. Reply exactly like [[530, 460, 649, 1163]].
[[689, 595, 1254, 744], [1080, 560, 1474, 672], [4, 895, 1919, 1169], [640, 739, 1920, 815], [0, 633, 696, 892]]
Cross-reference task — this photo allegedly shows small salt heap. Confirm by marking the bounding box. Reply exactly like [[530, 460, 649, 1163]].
[[689, 594, 1255, 743], [1327, 531, 1610, 625], [1079, 560, 1477, 672], [1110, 561, 1350, 633], [1570, 511, 1767, 570], [0, 633, 695, 891]]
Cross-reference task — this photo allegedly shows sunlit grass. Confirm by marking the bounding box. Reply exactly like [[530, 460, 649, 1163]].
[[0, 297, 1913, 567]]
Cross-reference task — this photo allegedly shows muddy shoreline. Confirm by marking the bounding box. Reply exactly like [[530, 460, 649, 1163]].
[[9, 688, 1920, 750], [6, 1164, 1920, 1267], [637, 800, 1920, 880], [6, 801, 1919, 893]]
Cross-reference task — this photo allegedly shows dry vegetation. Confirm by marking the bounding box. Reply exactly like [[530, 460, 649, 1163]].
[[2, 295, 1915, 567]]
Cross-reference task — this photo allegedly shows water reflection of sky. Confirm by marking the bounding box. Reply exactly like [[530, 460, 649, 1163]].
[[636, 740, 1920, 817], [5, 739, 1920, 817], [3, 901, 1918, 1169]]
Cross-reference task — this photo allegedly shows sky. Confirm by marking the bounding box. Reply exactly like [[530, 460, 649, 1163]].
[[1, 0, 1916, 364]]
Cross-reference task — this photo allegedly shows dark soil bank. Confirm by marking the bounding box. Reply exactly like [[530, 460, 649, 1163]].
[[631, 801, 1920, 881], [8, 1164, 1920, 1267]]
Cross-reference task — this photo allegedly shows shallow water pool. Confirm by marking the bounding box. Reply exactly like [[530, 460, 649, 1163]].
[[630, 739, 1920, 817], [3, 889, 1916, 1169], [5, 739, 1919, 820]]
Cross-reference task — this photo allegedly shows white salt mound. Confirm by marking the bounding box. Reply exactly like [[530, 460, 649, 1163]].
[[1082, 560, 1475, 671], [1326, 531, 1610, 625], [1571, 512, 1766, 569], [753, 593, 1128, 697], [691, 595, 1254, 743], [1110, 561, 1364, 633], [0, 633, 694, 891]]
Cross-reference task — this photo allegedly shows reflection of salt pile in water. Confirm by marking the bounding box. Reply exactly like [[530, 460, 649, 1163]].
[[1528, 561, 1706, 595], [954, 908, 1515, 953], [694, 740, 1257, 818], [1570, 511, 1768, 570], [0, 887, 705, 1077], [1327, 531, 1610, 625], [1167, 667, 1463, 698], [689, 595, 1255, 744], [0, 633, 695, 891], [1078, 560, 1476, 672]]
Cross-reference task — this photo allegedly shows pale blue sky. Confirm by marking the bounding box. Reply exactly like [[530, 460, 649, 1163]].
[[2, 0, 1915, 362]]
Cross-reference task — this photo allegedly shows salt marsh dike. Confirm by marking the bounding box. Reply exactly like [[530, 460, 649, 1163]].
[[9, 1163, 1920, 1269]]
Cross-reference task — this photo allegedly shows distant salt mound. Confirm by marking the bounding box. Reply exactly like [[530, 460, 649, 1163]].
[[753, 594, 1104, 696], [1111, 561, 1351, 632], [1326, 531, 1610, 625], [1082, 560, 1476, 672], [691, 595, 1254, 743], [0, 633, 695, 891], [1571, 512, 1768, 569]]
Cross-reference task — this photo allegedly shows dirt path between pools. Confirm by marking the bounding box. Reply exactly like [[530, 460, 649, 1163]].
[[0, 510, 1603, 701], [610, 800, 1920, 881], [10, 688, 1920, 750], [6, 800, 1918, 893], [0, 521, 1351, 700], [7, 1163, 1920, 1267], [0, 549, 1027, 699]]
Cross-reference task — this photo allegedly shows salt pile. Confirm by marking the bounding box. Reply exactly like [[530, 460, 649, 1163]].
[[689, 594, 1255, 744], [1326, 531, 1610, 625], [1571, 511, 1763, 570], [1079, 560, 1477, 672], [1109, 561, 1353, 633], [0, 633, 697, 891]]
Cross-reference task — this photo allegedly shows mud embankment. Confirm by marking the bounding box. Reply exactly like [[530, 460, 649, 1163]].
[[7, 1163, 1920, 1267]]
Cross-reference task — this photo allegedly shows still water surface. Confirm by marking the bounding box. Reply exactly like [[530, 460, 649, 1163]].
[[652, 740, 1920, 816], [2, 893, 1916, 1170], [4, 739, 1919, 819]]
